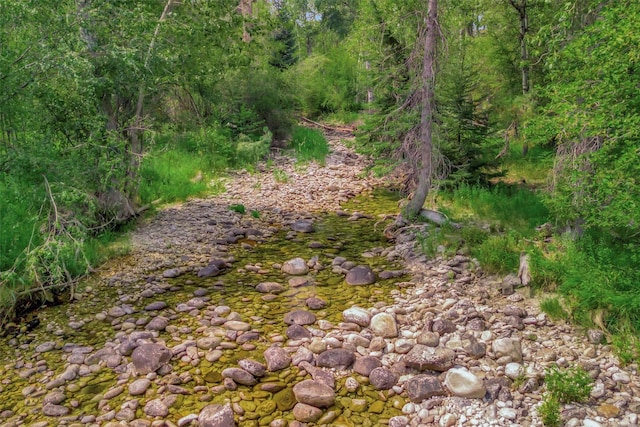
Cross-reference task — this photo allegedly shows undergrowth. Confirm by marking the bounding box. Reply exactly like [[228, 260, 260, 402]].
[[290, 126, 329, 165]]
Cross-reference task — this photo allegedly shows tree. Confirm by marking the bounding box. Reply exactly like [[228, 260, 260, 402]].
[[405, 0, 439, 217]]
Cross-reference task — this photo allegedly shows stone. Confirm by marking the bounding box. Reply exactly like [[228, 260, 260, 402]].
[[404, 345, 455, 372], [221, 368, 257, 386], [131, 343, 172, 374], [317, 348, 355, 370], [286, 324, 311, 340], [342, 307, 371, 327], [274, 388, 297, 411], [291, 346, 315, 366], [163, 268, 182, 278], [416, 331, 440, 347], [238, 359, 266, 377], [256, 282, 285, 294], [144, 301, 168, 311], [405, 375, 446, 402], [444, 368, 486, 398], [370, 313, 398, 338], [43, 391, 66, 405], [345, 265, 376, 285], [369, 367, 398, 390], [144, 399, 169, 417], [306, 297, 327, 310], [503, 305, 527, 317], [42, 403, 70, 417], [587, 329, 605, 344], [596, 404, 620, 418], [504, 362, 525, 380], [389, 416, 409, 427], [353, 356, 382, 376], [292, 403, 323, 423], [129, 378, 151, 396], [284, 310, 316, 326], [198, 262, 222, 278], [289, 277, 310, 287], [292, 380, 335, 408], [145, 316, 169, 331], [198, 404, 236, 427], [282, 258, 309, 275], [492, 338, 523, 363], [264, 346, 291, 371], [431, 319, 456, 334], [292, 220, 314, 233]]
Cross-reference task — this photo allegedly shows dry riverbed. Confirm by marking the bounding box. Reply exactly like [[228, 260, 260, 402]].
[[0, 131, 638, 427]]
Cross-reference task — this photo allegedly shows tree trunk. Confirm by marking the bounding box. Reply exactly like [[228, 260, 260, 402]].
[[405, 0, 438, 218], [509, 0, 529, 94]]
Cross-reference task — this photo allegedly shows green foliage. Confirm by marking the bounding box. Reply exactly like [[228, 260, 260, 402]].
[[459, 227, 489, 246], [540, 298, 569, 322], [534, 1, 640, 240], [229, 204, 246, 214], [544, 365, 593, 404], [538, 395, 562, 427], [417, 226, 460, 259], [290, 126, 330, 164], [472, 233, 521, 274], [273, 168, 290, 183]]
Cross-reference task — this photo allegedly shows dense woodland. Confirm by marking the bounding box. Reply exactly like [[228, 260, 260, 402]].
[[1, 0, 639, 359]]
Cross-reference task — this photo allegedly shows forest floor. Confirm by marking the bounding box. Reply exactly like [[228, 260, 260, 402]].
[[0, 129, 638, 427]]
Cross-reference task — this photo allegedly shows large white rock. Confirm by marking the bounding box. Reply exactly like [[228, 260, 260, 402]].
[[370, 313, 398, 338], [444, 368, 486, 399], [343, 307, 371, 327]]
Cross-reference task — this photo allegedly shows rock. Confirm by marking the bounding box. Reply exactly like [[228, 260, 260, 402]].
[[370, 313, 398, 338], [289, 277, 310, 287], [198, 262, 221, 278], [264, 346, 291, 371], [503, 305, 527, 317], [198, 404, 236, 427], [274, 388, 296, 411], [42, 403, 70, 417], [596, 404, 620, 418], [43, 391, 66, 405], [292, 347, 315, 366], [129, 378, 151, 396], [292, 380, 335, 408], [342, 307, 371, 327], [35, 341, 56, 353], [405, 375, 447, 402], [492, 338, 523, 363], [306, 297, 327, 310], [416, 331, 440, 347], [287, 325, 311, 341], [395, 338, 415, 354], [256, 282, 285, 294], [144, 301, 167, 311], [221, 368, 257, 386], [284, 310, 316, 326], [238, 359, 266, 377], [389, 416, 409, 427], [404, 345, 455, 372], [369, 367, 398, 390], [163, 268, 182, 278], [144, 399, 169, 417], [504, 363, 525, 380], [223, 321, 251, 331], [317, 349, 355, 370], [131, 343, 172, 374], [292, 220, 314, 233], [345, 265, 376, 285], [587, 329, 605, 344], [292, 403, 323, 423], [353, 356, 382, 376], [431, 319, 456, 334], [282, 258, 309, 275], [444, 368, 486, 398], [145, 316, 169, 331]]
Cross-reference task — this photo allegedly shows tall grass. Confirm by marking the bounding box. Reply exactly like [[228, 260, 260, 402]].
[[291, 126, 329, 165]]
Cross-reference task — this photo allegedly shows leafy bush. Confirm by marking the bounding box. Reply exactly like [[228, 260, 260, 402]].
[[540, 298, 569, 322], [460, 226, 489, 246], [291, 126, 330, 165], [538, 395, 562, 427], [544, 365, 592, 404], [472, 233, 520, 274]]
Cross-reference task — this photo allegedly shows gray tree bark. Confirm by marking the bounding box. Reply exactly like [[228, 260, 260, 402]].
[[405, 0, 438, 218]]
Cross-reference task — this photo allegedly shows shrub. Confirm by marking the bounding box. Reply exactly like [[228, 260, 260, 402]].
[[538, 395, 562, 427], [472, 232, 520, 274], [545, 365, 592, 404], [540, 298, 569, 322], [290, 126, 329, 165]]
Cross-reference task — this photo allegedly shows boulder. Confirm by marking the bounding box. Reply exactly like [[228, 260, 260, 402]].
[[370, 313, 398, 338], [293, 403, 323, 422], [444, 368, 486, 398], [131, 343, 172, 374], [256, 282, 285, 294], [342, 307, 371, 327], [291, 220, 314, 233], [353, 356, 382, 376], [238, 359, 266, 377], [404, 345, 455, 372], [292, 380, 335, 408], [282, 258, 309, 275], [345, 266, 376, 285], [284, 310, 316, 326], [264, 346, 291, 372], [198, 404, 236, 427], [369, 367, 398, 390], [492, 338, 523, 363], [317, 349, 355, 370], [221, 368, 257, 386], [287, 324, 311, 340], [405, 375, 447, 402]]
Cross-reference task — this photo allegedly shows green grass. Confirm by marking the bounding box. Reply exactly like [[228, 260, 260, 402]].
[[500, 142, 554, 187], [290, 126, 329, 165]]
